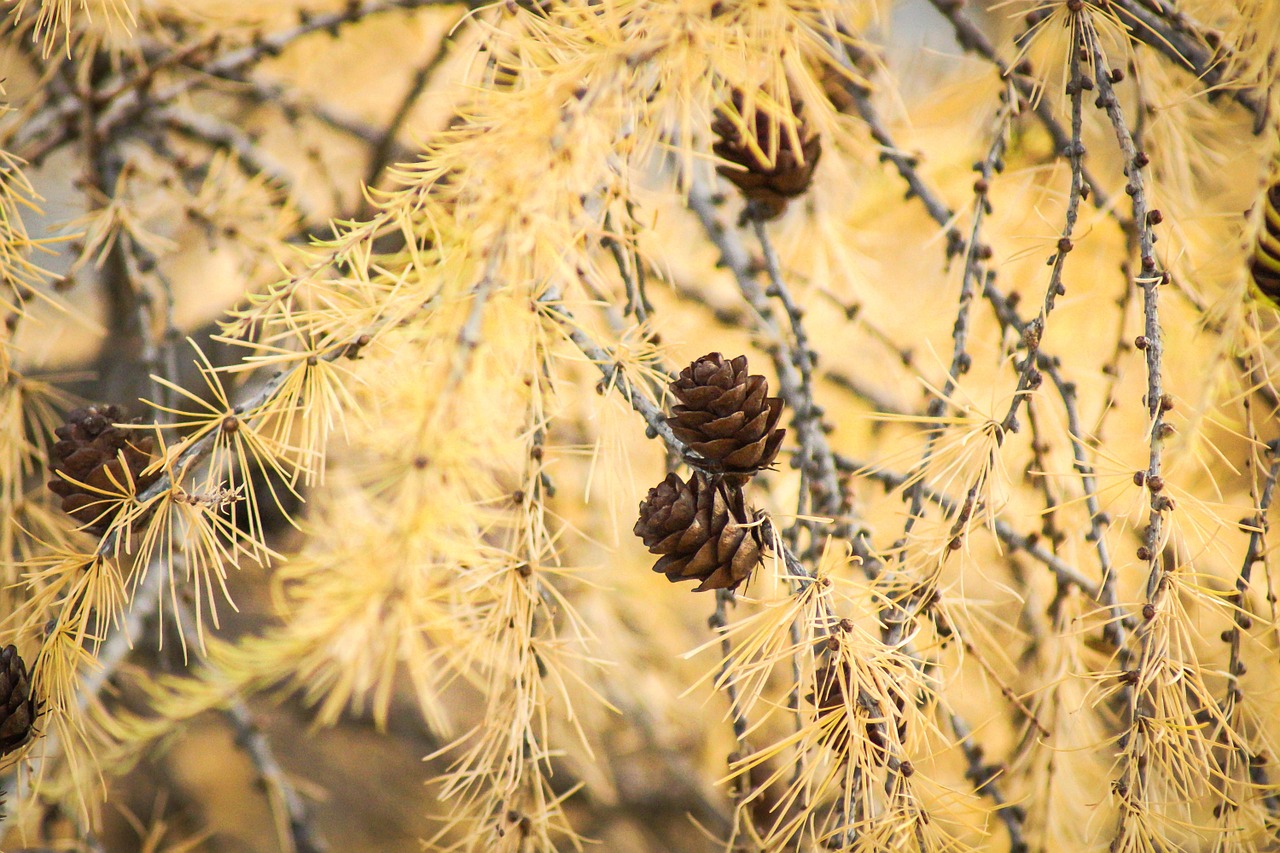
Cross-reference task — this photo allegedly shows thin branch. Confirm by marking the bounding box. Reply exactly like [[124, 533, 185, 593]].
[[896, 104, 1011, 545], [1219, 440, 1280, 833], [222, 76, 395, 149], [362, 32, 457, 198], [225, 695, 327, 853], [926, 0, 1114, 210], [949, 708, 1029, 853], [158, 107, 299, 199], [1079, 14, 1176, 844], [709, 590, 749, 746], [996, 44, 1086, 438], [835, 454, 1097, 597], [97, 323, 385, 559], [836, 41, 1125, 644], [1106, 0, 1267, 126], [12, 0, 472, 162]]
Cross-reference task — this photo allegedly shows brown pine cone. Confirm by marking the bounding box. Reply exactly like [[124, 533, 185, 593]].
[[808, 657, 904, 763], [712, 90, 822, 220], [1251, 183, 1280, 305], [0, 645, 36, 757], [634, 471, 762, 592], [667, 353, 784, 482], [47, 404, 158, 534]]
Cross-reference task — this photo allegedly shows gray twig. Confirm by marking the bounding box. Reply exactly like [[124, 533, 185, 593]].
[[225, 691, 327, 853], [835, 455, 1097, 597], [1106, 0, 1267, 125], [896, 104, 1011, 546], [1220, 441, 1280, 834], [1079, 16, 1174, 843]]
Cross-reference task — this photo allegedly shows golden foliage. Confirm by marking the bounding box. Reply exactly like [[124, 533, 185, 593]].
[[4, 0, 1280, 851]]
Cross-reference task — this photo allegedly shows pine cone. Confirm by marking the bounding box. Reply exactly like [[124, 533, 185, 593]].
[[667, 353, 785, 482], [712, 91, 822, 220], [807, 657, 903, 763], [634, 471, 762, 592], [1251, 183, 1280, 304], [47, 404, 158, 534], [0, 645, 36, 757]]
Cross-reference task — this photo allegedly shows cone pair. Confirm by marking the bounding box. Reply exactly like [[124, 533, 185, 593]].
[[634, 354, 784, 592]]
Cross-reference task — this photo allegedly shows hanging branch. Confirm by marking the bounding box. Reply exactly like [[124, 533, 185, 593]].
[[831, 41, 1125, 644], [1219, 440, 1280, 833], [1105, 0, 1268, 125], [926, 0, 1114, 210], [896, 104, 1011, 545], [687, 177, 1029, 848]]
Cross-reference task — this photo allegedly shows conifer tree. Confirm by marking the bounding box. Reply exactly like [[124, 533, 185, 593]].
[[1, 1, 1280, 851]]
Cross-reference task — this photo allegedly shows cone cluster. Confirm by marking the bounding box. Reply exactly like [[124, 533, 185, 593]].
[[48, 404, 158, 534], [0, 645, 36, 757], [712, 90, 822, 220], [634, 353, 784, 592]]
